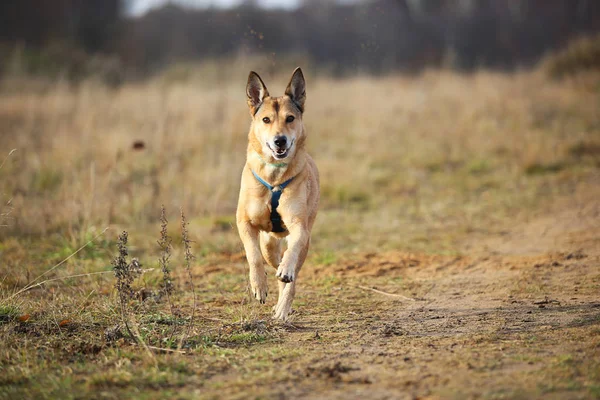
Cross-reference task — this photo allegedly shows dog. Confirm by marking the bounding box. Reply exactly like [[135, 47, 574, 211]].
[[236, 67, 320, 321]]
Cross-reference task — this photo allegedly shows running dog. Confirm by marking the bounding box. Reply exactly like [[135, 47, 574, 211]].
[[236, 67, 320, 321]]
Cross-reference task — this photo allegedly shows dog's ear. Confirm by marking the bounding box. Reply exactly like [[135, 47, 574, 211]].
[[246, 71, 269, 115], [285, 67, 306, 113]]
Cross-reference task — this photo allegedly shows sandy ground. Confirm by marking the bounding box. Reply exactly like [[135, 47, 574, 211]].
[[211, 188, 600, 399]]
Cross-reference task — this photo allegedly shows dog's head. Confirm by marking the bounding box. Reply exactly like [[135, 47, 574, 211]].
[[246, 68, 306, 162]]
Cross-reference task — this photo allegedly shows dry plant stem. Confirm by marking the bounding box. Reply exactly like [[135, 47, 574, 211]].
[[112, 231, 155, 362], [158, 205, 175, 315], [157, 205, 179, 343], [117, 302, 156, 362], [0, 149, 17, 171], [14, 269, 155, 295], [0, 201, 13, 227], [113, 231, 136, 339], [7, 227, 109, 300], [77, 290, 96, 316], [147, 345, 186, 354], [179, 208, 196, 349], [119, 301, 136, 342], [128, 314, 157, 363], [356, 285, 416, 301]]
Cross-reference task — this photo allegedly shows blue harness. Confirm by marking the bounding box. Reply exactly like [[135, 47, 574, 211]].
[[251, 170, 294, 233]]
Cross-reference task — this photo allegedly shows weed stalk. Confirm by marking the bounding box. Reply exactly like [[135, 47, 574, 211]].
[[157, 205, 175, 313], [179, 208, 196, 349], [112, 231, 154, 360]]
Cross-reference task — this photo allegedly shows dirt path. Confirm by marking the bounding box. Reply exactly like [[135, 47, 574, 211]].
[[222, 192, 600, 399]]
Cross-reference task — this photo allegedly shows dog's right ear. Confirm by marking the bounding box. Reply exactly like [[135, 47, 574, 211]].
[[246, 71, 269, 115]]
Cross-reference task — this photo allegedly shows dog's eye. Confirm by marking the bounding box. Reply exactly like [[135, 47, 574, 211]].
[[262, 117, 270, 124], [286, 115, 295, 123]]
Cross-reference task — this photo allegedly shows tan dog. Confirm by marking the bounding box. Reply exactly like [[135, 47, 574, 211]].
[[236, 68, 320, 321]]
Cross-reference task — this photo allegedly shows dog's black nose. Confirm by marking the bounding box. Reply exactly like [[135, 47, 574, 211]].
[[274, 136, 287, 148]]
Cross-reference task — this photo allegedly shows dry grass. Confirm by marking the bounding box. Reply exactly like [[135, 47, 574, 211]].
[[1, 65, 598, 253], [1, 61, 599, 399]]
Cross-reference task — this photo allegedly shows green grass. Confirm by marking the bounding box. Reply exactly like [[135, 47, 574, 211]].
[[0, 304, 19, 324]]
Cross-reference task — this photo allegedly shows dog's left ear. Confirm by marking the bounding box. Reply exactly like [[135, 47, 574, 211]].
[[285, 67, 306, 113]]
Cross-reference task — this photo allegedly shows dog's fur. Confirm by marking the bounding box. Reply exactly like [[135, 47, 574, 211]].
[[236, 68, 320, 321]]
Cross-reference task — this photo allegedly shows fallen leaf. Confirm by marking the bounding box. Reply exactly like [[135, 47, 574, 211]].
[[18, 314, 30, 322]]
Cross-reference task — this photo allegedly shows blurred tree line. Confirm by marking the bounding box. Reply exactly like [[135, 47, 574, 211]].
[[0, 0, 598, 79], [0, 0, 121, 53]]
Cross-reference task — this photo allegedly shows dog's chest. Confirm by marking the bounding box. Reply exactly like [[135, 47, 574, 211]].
[[247, 190, 276, 231]]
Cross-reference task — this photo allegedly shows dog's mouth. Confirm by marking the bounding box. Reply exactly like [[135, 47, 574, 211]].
[[267, 140, 294, 160]]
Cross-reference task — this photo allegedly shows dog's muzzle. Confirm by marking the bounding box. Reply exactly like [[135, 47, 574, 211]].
[[268, 136, 294, 160]]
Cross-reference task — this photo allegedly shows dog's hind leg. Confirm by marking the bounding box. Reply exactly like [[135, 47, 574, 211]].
[[260, 232, 282, 270], [238, 222, 268, 304]]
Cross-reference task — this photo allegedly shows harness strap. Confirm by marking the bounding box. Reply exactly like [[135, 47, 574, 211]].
[[251, 170, 294, 233]]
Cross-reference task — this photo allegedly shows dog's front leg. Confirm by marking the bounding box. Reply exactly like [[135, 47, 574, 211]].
[[274, 223, 309, 320], [276, 222, 308, 283], [238, 221, 267, 304], [274, 280, 296, 321]]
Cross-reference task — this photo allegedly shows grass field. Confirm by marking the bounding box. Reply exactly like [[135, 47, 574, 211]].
[[1, 60, 600, 399]]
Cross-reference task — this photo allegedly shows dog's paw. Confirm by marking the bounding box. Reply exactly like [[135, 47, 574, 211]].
[[276, 264, 295, 283], [273, 305, 292, 321], [250, 275, 268, 304], [273, 303, 296, 321], [275, 270, 294, 283], [252, 286, 267, 304]]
